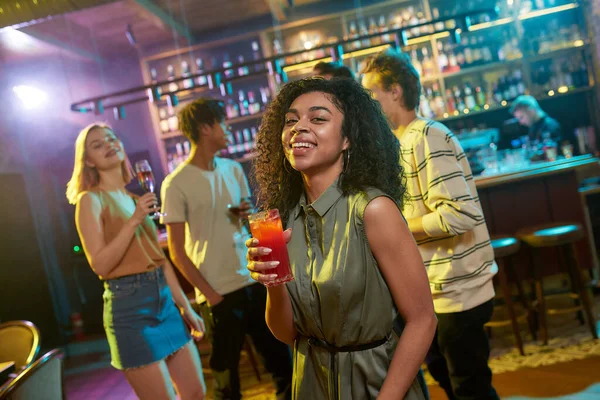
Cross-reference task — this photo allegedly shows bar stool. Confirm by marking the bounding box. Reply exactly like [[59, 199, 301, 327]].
[[517, 222, 598, 345], [486, 236, 534, 356]]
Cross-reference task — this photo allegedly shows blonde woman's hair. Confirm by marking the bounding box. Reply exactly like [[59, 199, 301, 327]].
[[66, 123, 133, 204]]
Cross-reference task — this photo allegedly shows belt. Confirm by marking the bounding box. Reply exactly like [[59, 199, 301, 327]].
[[305, 335, 389, 399], [306, 336, 388, 353]]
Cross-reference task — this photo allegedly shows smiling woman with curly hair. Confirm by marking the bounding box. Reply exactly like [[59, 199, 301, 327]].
[[247, 77, 436, 400]]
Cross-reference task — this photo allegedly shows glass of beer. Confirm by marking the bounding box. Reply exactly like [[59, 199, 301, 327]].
[[248, 209, 293, 286]]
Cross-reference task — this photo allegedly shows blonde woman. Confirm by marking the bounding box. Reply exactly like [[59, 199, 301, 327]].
[[66, 123, 206, 400]]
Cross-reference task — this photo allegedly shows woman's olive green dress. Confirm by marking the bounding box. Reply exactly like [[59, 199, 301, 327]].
[[285, 182, 427, 399]]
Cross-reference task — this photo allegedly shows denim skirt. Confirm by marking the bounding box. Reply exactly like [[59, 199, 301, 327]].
[[103, 267, 191, 370]]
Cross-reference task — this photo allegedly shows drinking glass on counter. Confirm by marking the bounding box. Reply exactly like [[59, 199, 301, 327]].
[[561, 144, 574, 159], [248, 209, 293, 286]]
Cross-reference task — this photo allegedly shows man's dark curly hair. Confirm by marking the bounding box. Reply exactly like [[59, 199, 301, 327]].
[[253, 77, 407, 223], [178, 98, 226, 144], [362, 48, 421, 111]]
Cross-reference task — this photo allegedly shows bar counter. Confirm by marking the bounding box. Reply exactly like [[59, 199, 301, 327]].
[[476, 154, 600, 279], [159, 155, 600, 281]]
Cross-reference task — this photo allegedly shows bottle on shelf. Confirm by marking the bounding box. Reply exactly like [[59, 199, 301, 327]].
[[445, 43, 460, 73], [247, 91, 261, 115], [226, 98, 240, 119], [419, 92, 435, 119], [223, 54, 234, 78], [475, 86, 487, 108], [159, 109, 169, 134], [432, 83, 446, 117], [421, 48, 435, 78], [150, 68, 162, 97], [251, 127, 258, 149], [437, 41, 449, 74], [251, 41, 262, 72], [242, 129, 253, 152], [379, 15, 391, 43], [167, 65, 179, 93], [411, 50, 423, 78], [238, 90, 249, 116], [433, 8, 444, 32], [167, 108, 179, 132], [195, 58, 207, 86], [181, 61, 194, 89], [464, 83, 477, 110], [238, 55, 249, 76], [235, 130, 245, 155], [445, 88, 457, 114]]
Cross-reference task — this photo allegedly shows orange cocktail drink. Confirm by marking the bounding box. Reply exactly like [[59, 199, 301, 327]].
[[248, 209, 293, 286]]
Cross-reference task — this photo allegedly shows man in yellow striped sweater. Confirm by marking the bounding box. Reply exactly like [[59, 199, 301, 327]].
[[362, 49, 499, 400]]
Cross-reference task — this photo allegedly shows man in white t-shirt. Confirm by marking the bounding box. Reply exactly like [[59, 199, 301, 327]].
[[161, 99, 292, 400]]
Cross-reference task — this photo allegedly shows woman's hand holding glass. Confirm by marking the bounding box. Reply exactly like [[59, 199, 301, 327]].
[[246, 228, 292, 285], [130, 192, 159, 225]]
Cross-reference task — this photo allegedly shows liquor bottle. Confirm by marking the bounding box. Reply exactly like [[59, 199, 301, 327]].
[[349, 21, 361, 49], [492, 83, 502, 104], [445, 89, 457, 114], [359, 19, 370, 47], [446, 43, 460, 73], [421, 48, 435, 78], [243, 129, 253, 152], [167, 108, 179, 132], [454, 86, 466, 112], [223, 54, 233, 78], [379, 15, 391, 42], [181, 61, 194, 89], [238, 90, 249, 116], [433, 8, 444, 31], [159, 109, 169, 133], [150, 68, 162, 97], [464, 83, 477, 110], [248, 91, 261, 115], [419, 93, 435, 118], [475, 86, 486, 108], [514, 70, 526, 95], [238, 55, 249, 76], [195, 58, 207, 86], [411, 50, 423, 77], [437, 41, 448, 73], [167, 65, 179, 93], [462, 37, 473, 68], [432, 83, 446, 116], [235, 131, 245, 155]]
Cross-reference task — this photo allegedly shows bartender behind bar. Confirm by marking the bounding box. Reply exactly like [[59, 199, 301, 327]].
[[510, 95, 563, 144]]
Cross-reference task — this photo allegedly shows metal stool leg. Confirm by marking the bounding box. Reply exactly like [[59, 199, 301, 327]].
[[532, 248, 549, 345], [566, 243, 598, 339], [498, 257, 525, 355]]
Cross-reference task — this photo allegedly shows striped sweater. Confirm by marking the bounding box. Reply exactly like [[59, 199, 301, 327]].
[[398, 118, 497, 313]]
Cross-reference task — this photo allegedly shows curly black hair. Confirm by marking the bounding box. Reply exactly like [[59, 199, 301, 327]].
[[253, 77, 407, 223]]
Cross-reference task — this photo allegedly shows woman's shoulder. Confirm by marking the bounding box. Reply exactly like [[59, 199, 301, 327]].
[[350, 187, 399, 220]]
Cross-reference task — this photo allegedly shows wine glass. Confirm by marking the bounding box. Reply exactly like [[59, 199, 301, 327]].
[[134, 160, 165, 220]]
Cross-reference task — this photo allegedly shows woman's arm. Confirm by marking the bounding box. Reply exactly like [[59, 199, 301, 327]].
[[246, 229, 298, 345], [163, 259, 196, 312], [75, 191, 157, 278], [163, 259, 205, 338], [363, 197, 437, 400]]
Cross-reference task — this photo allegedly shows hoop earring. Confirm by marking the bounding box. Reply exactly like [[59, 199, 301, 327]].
[[342, 150, 350, 174]]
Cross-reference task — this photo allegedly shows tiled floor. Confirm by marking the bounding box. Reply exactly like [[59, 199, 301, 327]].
[[64, 294, 600, 399]]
